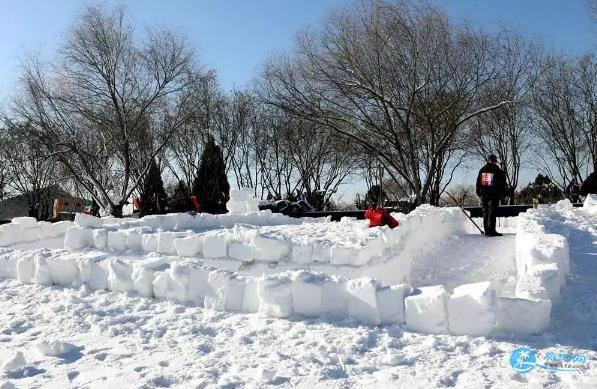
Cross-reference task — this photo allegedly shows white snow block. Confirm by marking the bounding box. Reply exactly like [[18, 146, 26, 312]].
[[187, 264, 212, 306], [204, 270, 230, 311], [226, 200, 247, 214], [229, 189, 249, 201], [346, 278, 381, 325], [448, 281, 497, 336], [583, 193, 597, 214], [142, 233, 158, 253], [158, 232, 186, 255], [527, 263, 560, 302], [291, 243, 313, 264], [330, 246, 360, 266], [258, 275, 293, 318], [107, 231, 128, 251], [106, 258, 134, 292], [203, 233, 228, 258], [126, 228, 146, 252], [169, 261, 191, 302], [175, 235, 203, 258], [377, 284, 412, 325], [93, 229, 108, 250], [33, 253, 53, 286], [405, 285, 449, 334], [312, 244, 331, 263], [64, 226, 93, 250], [74, 213, 102, 228], [246, 198, 260, 212], [253, 236, 290, 262], [228, 241, 253, 262], [47, 256, 80, 287], [496, 296, 551, 334], [242, 278, 260, 313], [11, 217, 37, 227], [517, 233, 569, 286], [322, 277, 349, 315], [86, 261, 108, 291], [48, 221, 72, 238], [226, 275, 246, 312], [16, 254, 35, 284], [515, 275, 550, 300], [292, 271, 325, 317], [152, 271, 171, 300], [131, 264, 157, 298]]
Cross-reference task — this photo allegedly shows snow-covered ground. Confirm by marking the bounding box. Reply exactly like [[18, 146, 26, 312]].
[[0, 203, 595, 388]]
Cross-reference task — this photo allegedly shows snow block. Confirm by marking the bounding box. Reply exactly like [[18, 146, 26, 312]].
[[11, 217, 37, 227], [106, 258, 134, 292], [377, 284, 412, 325], [74, 213, 102, 228], [131, 264, 157, 298], [496, 296, 551, 334], [242, 278, 260, 313], [292, 271, 325, 317], [405, 285, 449, 334], [583, 193, 597, 215], [229, 189, 249, 201], [527, 263, 560, 302], [64, 226, 93, 250], [246, 198, 260, 212], [142, 233, 158, 253], [330, 246, 359, 266], [93, 229, 108, 250], [322, 277, 349, 315], [226, 200, 247, 214], [204, 270, 230, 311], [226, 275, 246, 312], [107, 231, 128, 251], [174, 235, 203, 258], [517, 233, 569, 286], [448, 281, 497, 336], [80, 259, 108, 291], [47, 256, 80, 287], [253, 236, 289, 262], [291, 243, 313, 264], [16, 254, 35, 284], [158, 232, 186, 255], [312, 243, 331, 263], [203, 233, 228, 258], [169, 261, 191, 302], [33, 253, 53, 286], [258, 275, 293, 318], [228, 241, 253, 262], [346, 278, 381, 325], [126, 228, 147, 251], [515, 275, 550, 300], [187, 264, 212, 306]]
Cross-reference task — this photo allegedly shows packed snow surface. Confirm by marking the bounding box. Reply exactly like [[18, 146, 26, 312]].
[[0, 202, 595, 387]]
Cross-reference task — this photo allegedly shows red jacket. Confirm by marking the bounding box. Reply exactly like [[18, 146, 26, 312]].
[[365, 208, 399, 229]]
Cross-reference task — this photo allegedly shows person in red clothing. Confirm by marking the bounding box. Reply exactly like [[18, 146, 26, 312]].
[[364, 207, 399, 229]]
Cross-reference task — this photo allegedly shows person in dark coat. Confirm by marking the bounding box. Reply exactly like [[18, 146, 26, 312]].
[[580, 171, 597, 196], [476, 155, 506, 237], [564, 179, 580, 203]]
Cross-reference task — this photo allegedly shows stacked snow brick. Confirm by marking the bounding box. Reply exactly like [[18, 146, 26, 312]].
[[502, 205, 572, 334], [0, 217, 72, 247], [226, 188, 261, 214]]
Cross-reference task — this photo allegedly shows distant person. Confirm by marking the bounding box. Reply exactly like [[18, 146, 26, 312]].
[[565, 179, 580, 203], [476, 155, 506, 237], [580, 171, 597, 196]]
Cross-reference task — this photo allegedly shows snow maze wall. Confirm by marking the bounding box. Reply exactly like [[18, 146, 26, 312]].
[[0, 201, 577, 336]]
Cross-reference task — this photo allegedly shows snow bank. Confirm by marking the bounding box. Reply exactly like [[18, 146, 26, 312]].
[[0, 219, 72, 247]]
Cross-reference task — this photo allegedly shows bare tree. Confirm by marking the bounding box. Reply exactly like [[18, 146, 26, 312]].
[[0, 123, 60, 219], [468, 31, 541, 203], [9, 5, 196, 216], [531, 54, 596, 189], [258, 0, 517, 205]]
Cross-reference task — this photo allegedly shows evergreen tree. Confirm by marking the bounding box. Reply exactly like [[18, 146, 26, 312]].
[[170, 180, 193, 213], [140, 159, 167, 216], [516, 174, 563, 204], [192, 136, 230, 213]]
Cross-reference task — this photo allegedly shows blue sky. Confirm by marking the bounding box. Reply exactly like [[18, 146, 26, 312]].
[[0, 0, 594, 199]]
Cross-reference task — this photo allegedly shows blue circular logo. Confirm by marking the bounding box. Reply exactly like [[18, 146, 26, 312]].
[[510, 347, 537, 373]]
